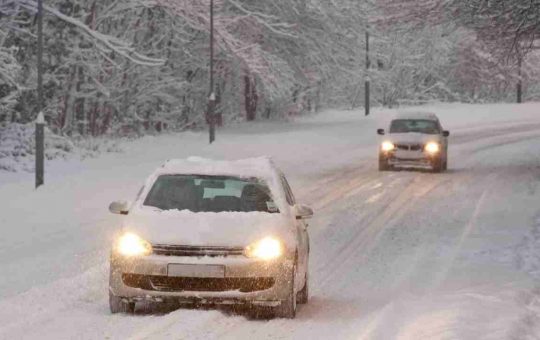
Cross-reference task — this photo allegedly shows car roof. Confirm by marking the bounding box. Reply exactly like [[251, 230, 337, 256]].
[[155, 156, 280, 181], [393, 111, 439, 121]]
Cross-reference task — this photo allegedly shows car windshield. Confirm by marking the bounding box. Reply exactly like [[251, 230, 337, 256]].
[[389, 119, 440, 134], [143, 175, 279, 213]]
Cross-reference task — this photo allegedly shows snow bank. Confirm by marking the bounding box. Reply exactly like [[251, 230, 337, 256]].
[[0, 123, 123, 172], [0, 123, 73, 172]]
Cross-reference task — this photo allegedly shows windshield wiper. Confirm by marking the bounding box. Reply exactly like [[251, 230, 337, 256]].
[[144, 206, 164, 213]]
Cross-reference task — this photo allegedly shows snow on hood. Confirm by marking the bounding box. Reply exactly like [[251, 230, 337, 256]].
[[385, 132, 442, 144], [123, 207, 295, 249]]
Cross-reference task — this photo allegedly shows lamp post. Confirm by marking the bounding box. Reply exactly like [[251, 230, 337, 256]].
[[517, 54, 522, 104], [36, 0, 44, 188], [208, 0, 216, 144], [365, 28, 370, 116]]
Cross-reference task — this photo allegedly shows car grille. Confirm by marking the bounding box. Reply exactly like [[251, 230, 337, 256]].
[[122, 274, 275, 293], [396, 143, 423, 151], [152, 244, 245, 257]]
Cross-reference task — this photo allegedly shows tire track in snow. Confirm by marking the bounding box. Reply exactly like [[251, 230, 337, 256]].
[[425, 178, 492, 293], [314, 174, 452, 292], [299, 163, 382, 211], [451, 122, 540, 145]]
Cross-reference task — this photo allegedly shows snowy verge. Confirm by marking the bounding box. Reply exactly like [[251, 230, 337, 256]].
[[0, 123, 123, 172]]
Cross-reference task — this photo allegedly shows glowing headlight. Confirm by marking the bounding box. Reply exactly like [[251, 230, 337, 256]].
[[245, 237, 283, 260], [381, 141, 395, 152], [116, 233, 152, 257], [425, 142, 440, 154]]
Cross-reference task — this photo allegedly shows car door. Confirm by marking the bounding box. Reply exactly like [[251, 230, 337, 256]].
[[280, 174, 309, 288]]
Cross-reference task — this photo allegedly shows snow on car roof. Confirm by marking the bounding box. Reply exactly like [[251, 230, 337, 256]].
[[136, 156, 289, 214], [394, 111, 439, 121], [157, 156, 279, 179]]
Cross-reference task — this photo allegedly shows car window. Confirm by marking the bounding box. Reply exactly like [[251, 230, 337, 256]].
[[389, 119, 441, 135], [281, 175, 296, 206], [143, 175, 279, 213]]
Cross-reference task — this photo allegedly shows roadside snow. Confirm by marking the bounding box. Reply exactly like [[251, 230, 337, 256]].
[[0, 122, 123, 172]]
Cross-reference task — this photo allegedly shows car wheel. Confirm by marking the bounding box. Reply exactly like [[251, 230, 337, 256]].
[[273, 265, 297, 319], [109, 291, 135, 314], [379, 154, 391, 171], [432, 157, 443, 173], [297, 272, 309, 304], [247, 305, 273, 320]]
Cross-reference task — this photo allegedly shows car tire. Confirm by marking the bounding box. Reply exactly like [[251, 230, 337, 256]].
[[109, 291, 135, 314], [273, 265, 297, 319], [247, 305, 273, 320], [379, 154, 391, 171], [432, 157, 443, 173], [297, 272, 309, 304]]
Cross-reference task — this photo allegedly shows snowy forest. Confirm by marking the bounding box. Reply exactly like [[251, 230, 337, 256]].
[[0, 0, 539, 137]]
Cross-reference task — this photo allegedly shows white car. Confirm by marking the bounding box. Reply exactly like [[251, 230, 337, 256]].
[[377, 112, 450, 172], [108, 157, 313, 318]]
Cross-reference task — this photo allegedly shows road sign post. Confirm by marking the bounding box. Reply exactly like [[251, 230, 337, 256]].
[[36, 0, 45, 188], [35, 112, 45, 188], [365, 29, 370, 116], [208, 0, 216, 144]]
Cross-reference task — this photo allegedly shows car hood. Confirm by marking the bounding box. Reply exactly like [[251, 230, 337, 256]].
[[122, 208, 295, 248], [386, 133, 442, 144]]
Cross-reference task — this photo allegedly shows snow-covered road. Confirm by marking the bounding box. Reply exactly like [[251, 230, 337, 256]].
[[1, 103, 540, 339]]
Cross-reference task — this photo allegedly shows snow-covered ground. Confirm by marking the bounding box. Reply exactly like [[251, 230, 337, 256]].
[[1, 103, 540, 339]]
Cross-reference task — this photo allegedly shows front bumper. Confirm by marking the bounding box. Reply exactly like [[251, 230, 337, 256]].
[[109, 252, 294, 306], [389, 157, 432, 168], [383, 150, 439, 168]]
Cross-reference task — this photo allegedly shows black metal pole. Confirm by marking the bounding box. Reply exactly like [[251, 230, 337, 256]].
[[208, 0, 216, 144], [36, 114, 44, 188], [517, 55, 522, 103], [365, 29, 370, 116], [36, 0, 44, 188]]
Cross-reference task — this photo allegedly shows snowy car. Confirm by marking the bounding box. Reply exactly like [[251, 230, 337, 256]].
[[108, 157, 313, 318], [377, 112, 450, 172]]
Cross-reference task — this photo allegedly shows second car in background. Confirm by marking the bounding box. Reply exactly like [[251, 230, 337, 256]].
[[377, 112, 450, 173]]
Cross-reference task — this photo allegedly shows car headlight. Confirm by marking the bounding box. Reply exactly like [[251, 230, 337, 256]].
[[115, 232, 152, 257], [381, 141, 395, 152], [245, 237, 283, 260], [425, 142, 440, 154]]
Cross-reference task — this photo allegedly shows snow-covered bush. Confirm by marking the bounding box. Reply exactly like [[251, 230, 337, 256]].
[[0, 122, 121, 172], [0, 123, 72, 171]]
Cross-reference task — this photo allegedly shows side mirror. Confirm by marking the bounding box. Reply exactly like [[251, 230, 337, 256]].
[[109, 201, 130, 215], [442, 130, 450, 137], [294, 204, 314, 220], [377, 129, 385, 135]]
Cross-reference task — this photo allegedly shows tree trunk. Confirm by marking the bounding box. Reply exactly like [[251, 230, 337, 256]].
[[244, 75, 258, 121], [89, 100, 99, 136], [101, 104, 112, 135]]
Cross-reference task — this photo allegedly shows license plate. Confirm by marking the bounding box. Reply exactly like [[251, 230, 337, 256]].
[[395, 150, 423, 160], [167, 264, 225, 278]]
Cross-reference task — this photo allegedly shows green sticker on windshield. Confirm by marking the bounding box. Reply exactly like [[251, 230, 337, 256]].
[[266, 201, 279, 213]]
